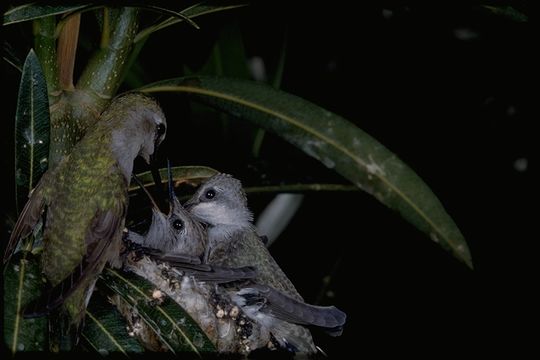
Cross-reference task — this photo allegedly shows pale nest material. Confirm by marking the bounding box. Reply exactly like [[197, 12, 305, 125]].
[[117, 254, 273, 354]]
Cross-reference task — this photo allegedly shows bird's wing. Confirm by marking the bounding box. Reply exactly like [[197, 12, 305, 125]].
[[132, 244, 257, 283], [236, 284, 346, 331], [24, 194, 127, 318], [4, 179, 47, 264], [181, 264, 257, 283]]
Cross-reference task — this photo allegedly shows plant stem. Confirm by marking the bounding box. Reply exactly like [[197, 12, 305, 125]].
[[33, 17, 60, 103], [77, 7, 139, 99], [57, 13, 80, 90]]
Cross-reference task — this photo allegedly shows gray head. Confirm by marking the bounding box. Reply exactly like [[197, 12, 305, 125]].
[[130, 170, 207, 258], [103, 93, 167, 175], [143, 195, 207, 257], [184, 173, 253, 229]]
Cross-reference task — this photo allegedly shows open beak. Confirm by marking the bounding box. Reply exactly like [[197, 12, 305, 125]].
[[149, 153, 167, 205], [167, 159, 176, 214], [131, 173, 161, 213]]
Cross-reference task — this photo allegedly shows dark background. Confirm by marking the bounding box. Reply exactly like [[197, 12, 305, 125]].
[[2, 2, 536, 356]]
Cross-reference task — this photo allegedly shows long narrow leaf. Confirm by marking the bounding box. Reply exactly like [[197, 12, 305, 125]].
[[3, 251, 47, 353], [134, 0, 248, 43], [81, 292, 144, 355], [139, 76, 472, 268], [100, 268, 215, 354], [15, 49, 50, 213], [130, 165, 218, 191], [3, 4, 88, 25]]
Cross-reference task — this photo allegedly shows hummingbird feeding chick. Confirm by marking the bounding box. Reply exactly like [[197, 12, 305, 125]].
[[185, 173, 347, 355], [4, 93, 167, 334]]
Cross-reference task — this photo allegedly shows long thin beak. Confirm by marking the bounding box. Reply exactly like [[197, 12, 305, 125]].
[[131, 173, 161, 212], [167, 159, 175, 208], [150, 154, 166, 205]]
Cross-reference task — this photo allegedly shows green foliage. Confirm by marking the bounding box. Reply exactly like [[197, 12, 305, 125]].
[[140, 76, 472, 267], [100, 269, 216, 354], [134, 0, 249, 43], [131, 166, 219, 191], [81, 293, 145, 355], [15, 49, 50, 212], [3, 251, 48, 353], [3, 2, 476, 355], [3, 4, 88, 25]]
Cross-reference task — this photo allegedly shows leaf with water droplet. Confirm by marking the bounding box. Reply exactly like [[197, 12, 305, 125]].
[[15, 49, 50, 213], [3, 4, 88, 25], [3, 251, 47, 353], [81, 292, 144, 354], [140, 76, 472, 268]]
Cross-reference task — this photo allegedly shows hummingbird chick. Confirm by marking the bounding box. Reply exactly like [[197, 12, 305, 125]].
[[5, 93, 167, 333], [125, 162, 256, 283], [185, 173, 347, 355]]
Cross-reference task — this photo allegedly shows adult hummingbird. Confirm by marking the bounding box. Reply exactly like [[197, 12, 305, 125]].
[[4, 93, 167, 331], [184, 173, 346, 354]]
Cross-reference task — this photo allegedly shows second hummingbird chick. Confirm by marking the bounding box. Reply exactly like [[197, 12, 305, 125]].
[[185, 174, 347, 354]]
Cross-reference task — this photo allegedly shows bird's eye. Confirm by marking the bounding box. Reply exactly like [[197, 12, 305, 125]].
[[157, 123, 166, 135], [205, 189, 216, 199], [172, 219, 184, 230]]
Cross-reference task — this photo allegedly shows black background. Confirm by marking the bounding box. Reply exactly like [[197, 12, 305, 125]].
[[2, 1, 536, 357]]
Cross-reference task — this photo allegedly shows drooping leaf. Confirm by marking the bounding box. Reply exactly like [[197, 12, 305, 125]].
[[244, 183, 358, 194], [482, 5, 528, 22], [15, 49, 50, 213], [128, 4, 199, 30], [81, 292, 144, 355], [130, 165, 218, 191], [99, 268, 215, 354], [135, 0, 248, 43], [3, 4, 88, 25], [139, 76, 472, 268], [3, 251, 47, 353]]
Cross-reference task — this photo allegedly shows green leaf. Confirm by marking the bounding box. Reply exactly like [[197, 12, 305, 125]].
[[15, 49, 50, 213], [99, 268, 215, 354], [33, 17, 59, 100], [3, 4, 88, 25], [81, 292, 144, 355], [134, 0, 248, 42], [129, 4, 199, 30], [244, 183, 358, 194], [3, 251, 47, 353], [482, 5, 528, 22], [139, 76, 472, 268], [130, 165, 218, 191]]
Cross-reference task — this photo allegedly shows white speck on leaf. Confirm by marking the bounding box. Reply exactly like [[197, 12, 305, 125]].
[[366, 155, 385, 176], [321, 157, 335, 169], [23, 127, 35, 145]]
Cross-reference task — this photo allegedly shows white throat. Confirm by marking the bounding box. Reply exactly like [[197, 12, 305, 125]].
[[111, 128, 143, 181]]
